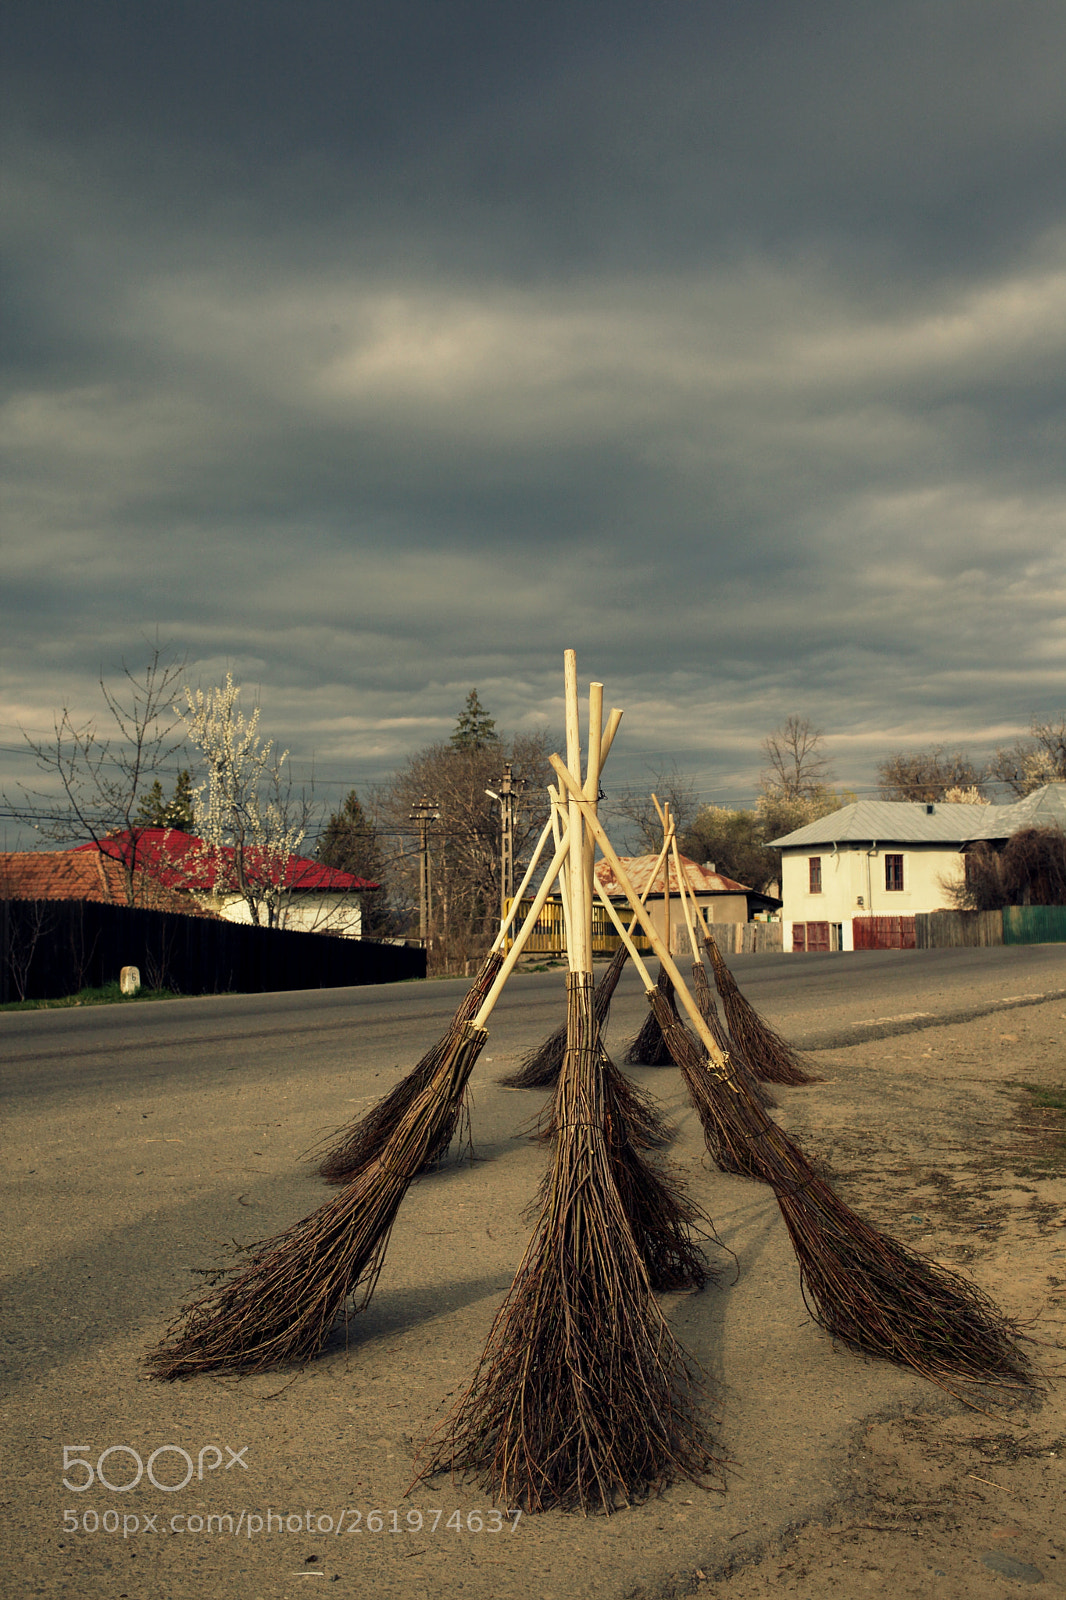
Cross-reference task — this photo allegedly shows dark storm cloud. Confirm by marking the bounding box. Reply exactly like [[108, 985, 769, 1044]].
[[2, 1, 1065, 827]]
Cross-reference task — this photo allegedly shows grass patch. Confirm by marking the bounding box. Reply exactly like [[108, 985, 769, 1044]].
[[1, 981, 184, 1012], [1021, 1083, 1066, 1114]]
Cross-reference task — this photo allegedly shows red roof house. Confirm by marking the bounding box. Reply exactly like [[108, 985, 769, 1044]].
[[3, 830, 378, 939]]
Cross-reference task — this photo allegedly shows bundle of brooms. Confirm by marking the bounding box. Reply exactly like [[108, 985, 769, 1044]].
[[147, 820, 577, 1380], [556, 761, 1032, 1395], [417, 974, 719, 1512], [418, 665, 719, 1511]]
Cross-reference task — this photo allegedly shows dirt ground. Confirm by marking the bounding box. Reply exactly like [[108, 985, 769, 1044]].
[[692, 1000, 1066, 1600], [3, 978, 1065, 1598]]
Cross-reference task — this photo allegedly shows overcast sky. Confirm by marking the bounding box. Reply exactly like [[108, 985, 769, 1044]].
[[3, 0, 1065, 840]]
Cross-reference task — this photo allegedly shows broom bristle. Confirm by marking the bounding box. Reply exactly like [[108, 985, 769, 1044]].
[[417, 973, 721, 1514], [705, 934, 813, 1085], [601, 1070, 711, 1293], [648, 990, 761, 1179], [691, 960, 777, 1110], [536, 1049, 673, 1150], [499, 945, 628, 1088], [646, 990, 1031, 1391], [316, 951, 503, 1183], [532, 1058, 706, 1291], [624, 963, 678, 1065], [148, 1024, 487, 1379]]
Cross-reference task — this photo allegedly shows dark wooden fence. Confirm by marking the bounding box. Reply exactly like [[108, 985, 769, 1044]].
[[0, 898, 425, 1003], [914, 910, 1003, 949]]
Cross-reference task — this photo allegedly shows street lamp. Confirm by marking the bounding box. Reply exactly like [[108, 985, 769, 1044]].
[[486, 763, 519, 921]]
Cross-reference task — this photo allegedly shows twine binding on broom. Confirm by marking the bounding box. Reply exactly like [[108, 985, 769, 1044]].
[[535, 1046, 673, 1150]]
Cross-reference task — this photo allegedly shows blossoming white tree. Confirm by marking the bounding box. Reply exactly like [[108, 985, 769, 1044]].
[[180, 675, 312, 929]]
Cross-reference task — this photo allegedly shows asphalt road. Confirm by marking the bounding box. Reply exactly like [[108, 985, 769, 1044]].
[[5, 943, 1066, 1102]]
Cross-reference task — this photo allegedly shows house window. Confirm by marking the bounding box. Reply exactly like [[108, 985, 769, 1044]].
[[885, 853, 904, 892], [808, 857, 822, 894]]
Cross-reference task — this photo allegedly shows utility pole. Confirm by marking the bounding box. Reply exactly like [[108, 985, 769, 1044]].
[[409, 797, 440, 946], [486, 762, 520, 922]]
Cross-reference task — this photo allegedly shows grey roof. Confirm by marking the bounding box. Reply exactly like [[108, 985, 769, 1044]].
[[985, 783, 1066, 837], [770, 785, 1066, 849]]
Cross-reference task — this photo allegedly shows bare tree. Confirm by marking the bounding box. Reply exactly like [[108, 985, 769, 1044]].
[[989, 714, 1066, 796], [607, 763, 698, 854], [760, 716, 834, 800], [374, 729, 553, 973], [179, 674, 316, 929], [0, 858, 57, 1001], [678, 806, 778, 891], [876, 746, 986, 803], [3, 646, 187, 906], [948, 827, 1066, 911]]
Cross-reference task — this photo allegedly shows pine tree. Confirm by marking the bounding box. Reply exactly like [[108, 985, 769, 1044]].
[[316, 790, 392, 935], [135, 770, 196, 830], [451, 689, 498, 751]]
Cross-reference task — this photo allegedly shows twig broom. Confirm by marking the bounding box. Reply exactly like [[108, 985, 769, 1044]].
[[669, 835, 777, 1113], [624, 803, 682, 1065]]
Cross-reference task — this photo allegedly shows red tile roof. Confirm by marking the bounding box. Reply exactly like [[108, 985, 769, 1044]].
[[595, 852, 753, 898], [70, 829, 379, 893], [0, 850, 213, 913]]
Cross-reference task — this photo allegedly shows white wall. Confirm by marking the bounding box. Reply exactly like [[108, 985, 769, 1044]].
[[207, 892, 364, 938], [780, 843, 964, 947]]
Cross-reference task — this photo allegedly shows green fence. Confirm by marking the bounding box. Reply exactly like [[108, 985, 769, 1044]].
[[1001, 905, 1066, 945]]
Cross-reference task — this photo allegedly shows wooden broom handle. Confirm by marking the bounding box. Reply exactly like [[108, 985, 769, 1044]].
[[562, 650, 588, 973], [491, 815, 556, 952], [473, 820, 573, 1029], [670, 834, 705, 966], [593, 877, 655, 989], [548, 754, 728, 1067]]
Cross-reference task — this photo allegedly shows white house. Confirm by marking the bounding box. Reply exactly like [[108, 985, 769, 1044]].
[[69, 829, 378, 938], [771, 784, 1066, 951]]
